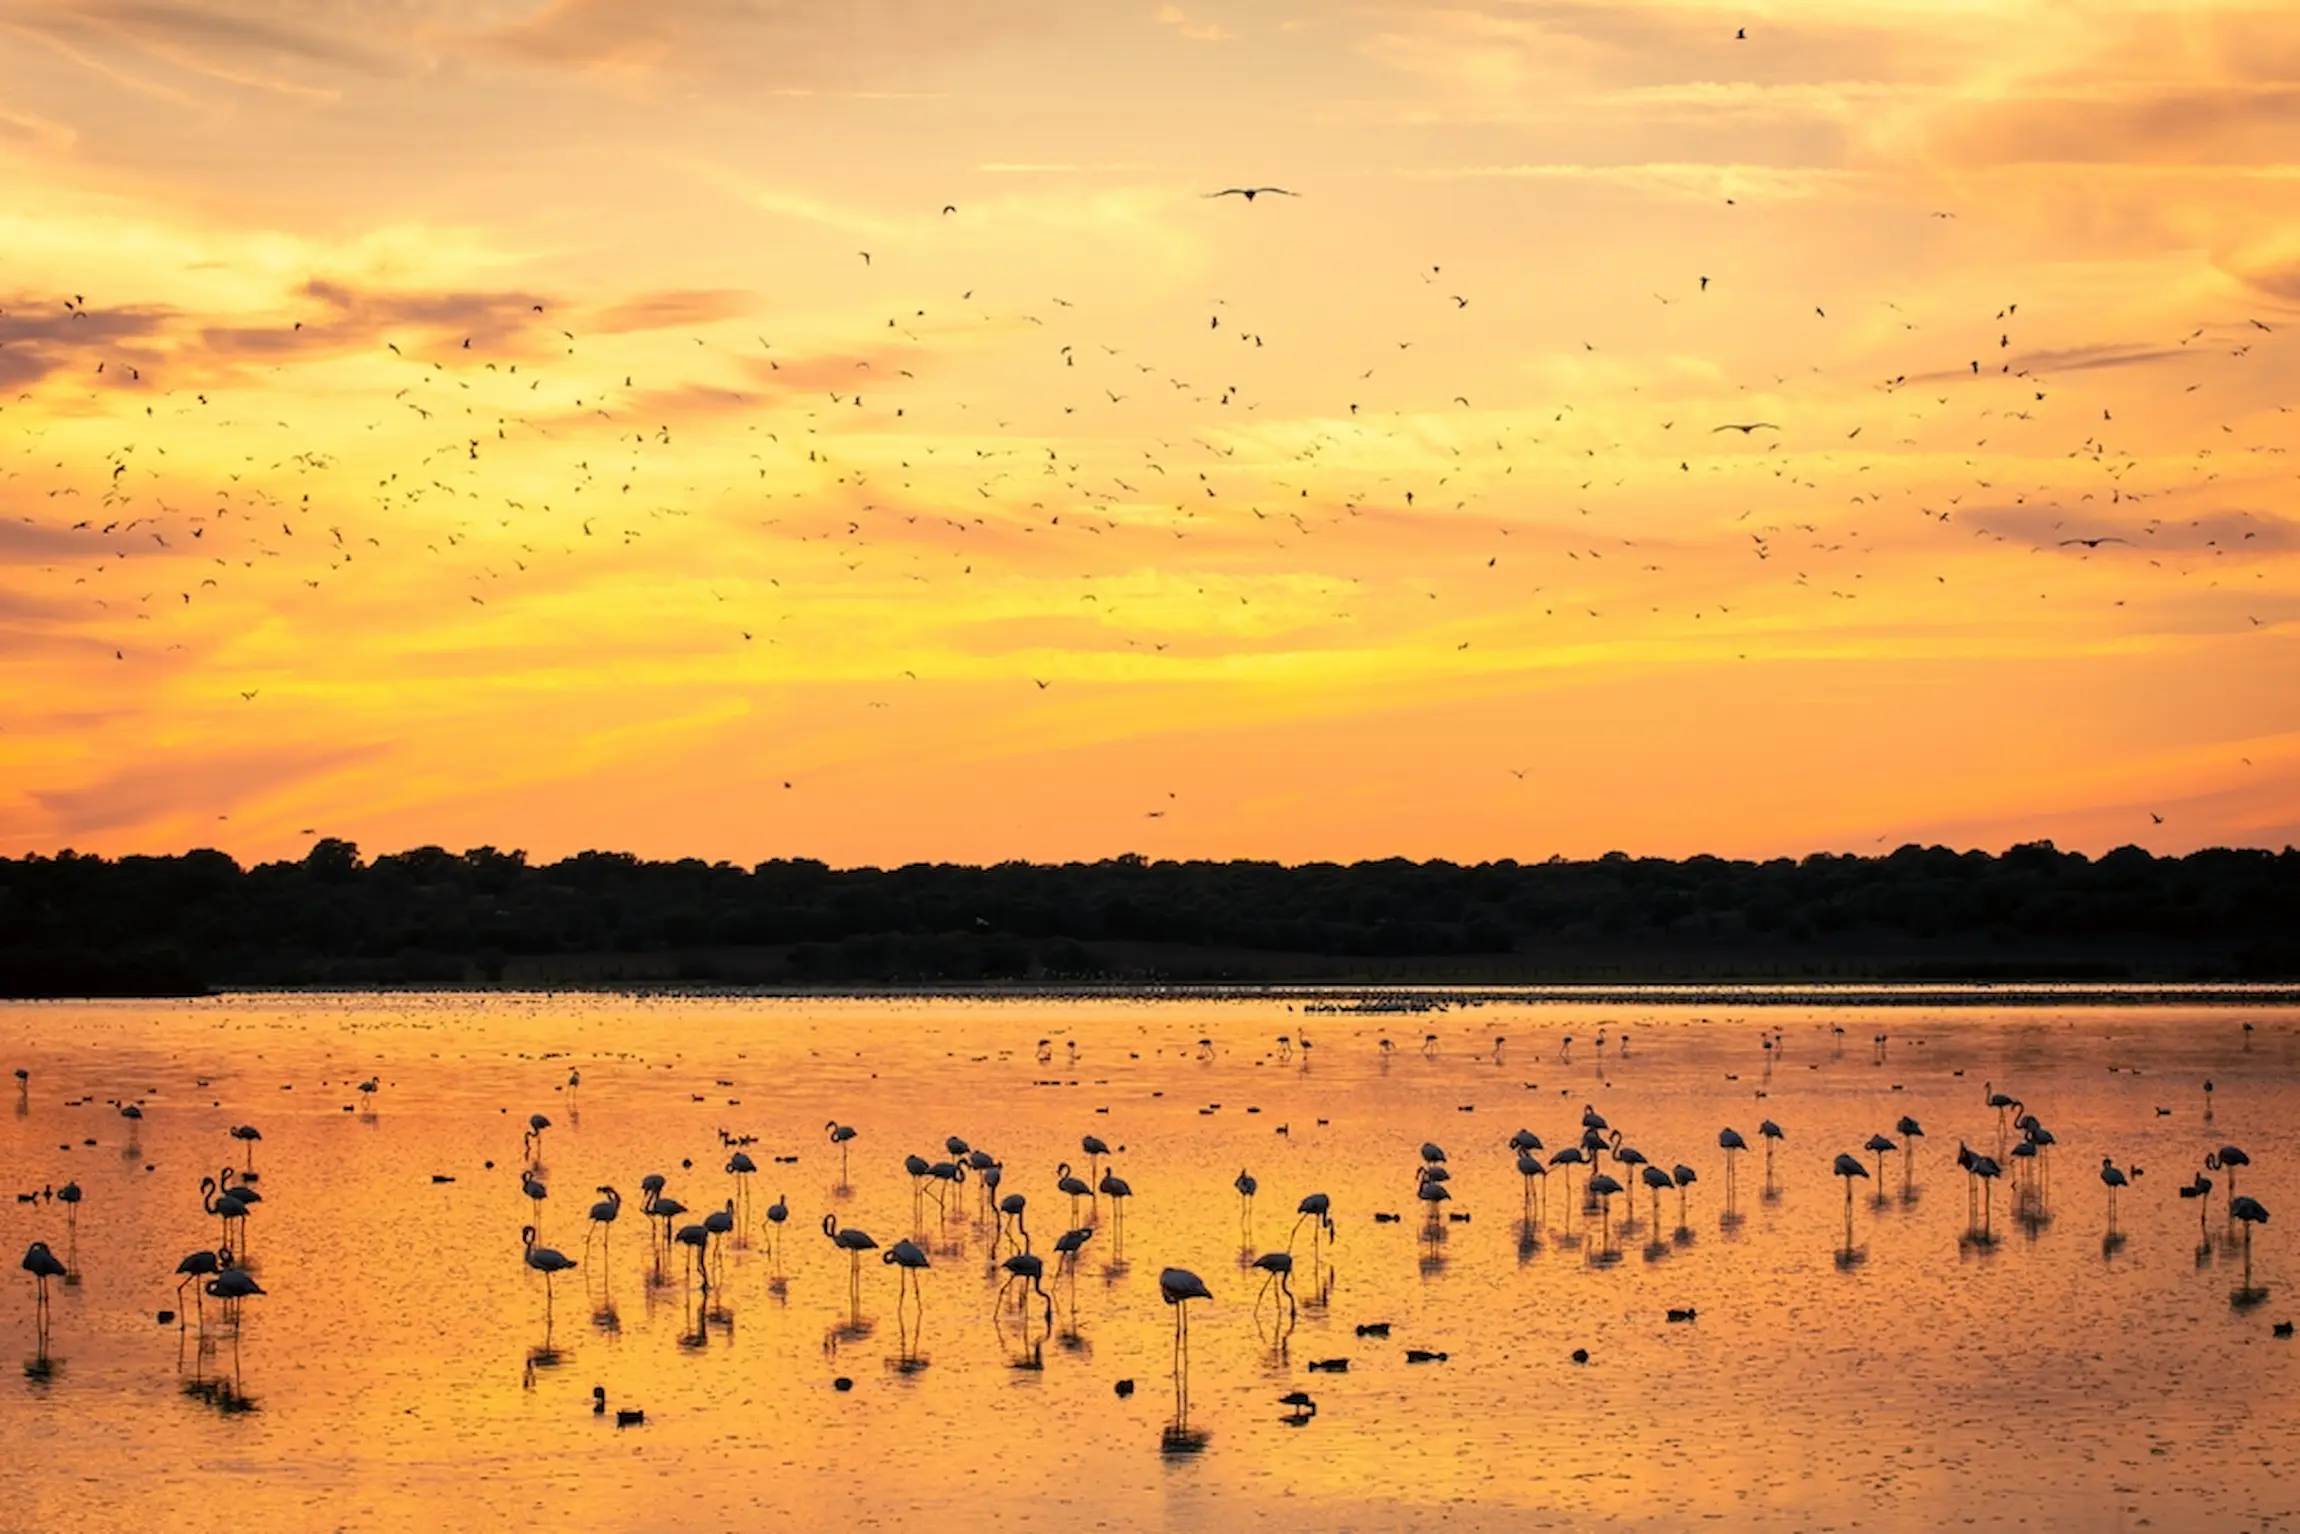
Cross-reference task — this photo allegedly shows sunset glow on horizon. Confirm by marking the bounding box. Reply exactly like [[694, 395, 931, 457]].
[[2, 0, 2296, 867]]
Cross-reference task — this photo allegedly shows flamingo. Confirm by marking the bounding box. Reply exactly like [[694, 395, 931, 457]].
[[995, 1192, 1031, 1256], [1234, 1169, 1258, 1239], [726, 1150, 757, 1218], [883, 1238, 930, 1312], [2206, 1146, 2250, 1202], [1832, 1153, 1869, 1248], [1421, 1142, 1448, 1165], [586, 1186, 622, 1259], [827, 1121, 858, 1183], [1970, 1154, 2003, 1241], [673, 1221, 712, 1298], [1252, 1251, 1296, 1322], [229, 1124, 262, 1174], [704, 1199, 736, 1285], [2231, 1196, 2270, 1290], [205, 1265, 264, 1327], [1000, 1251, 1052, 1323], [54, 1181, 80, 1270], [1081, 1135, 1110, 1189], [1983, 1083, 2021, 1153], [22, 1241, 65, 1335], [1718, 1128, 1747, 1205], [201, 1175, 249, 1252], [1608, 1132, 1650, 1220], [1586, 1173, 1623, 1254], [522, 1171, 549, 1228], [174, 1249, 223, 1327], [1099, 1172, 1133, 1244], [1863, 1133, 1896, 1184], [1159, 1267, 1211, 1365], [926, 1158, 967, 1214], [1640, 1164, 1673, 1230], [1052, 1226, 1093, 1289], [1671, 1164, 1697, 1229], [1056, 1163, 1093, 1226], [1516, 1150, 1547, 1217], [522, 1113, 549, 1166], [522, 1225, 576, 1320], [1291, 1192, 1334, 1256], [2100, 1159, 2128, 1230], [822, 1215, 878, 1302], [1548, 1145, 1587, 1216], [764, 1192, 789, 1265], [1759, 1120, 1784, 1187], [2180, 1171, 2215, 1241]]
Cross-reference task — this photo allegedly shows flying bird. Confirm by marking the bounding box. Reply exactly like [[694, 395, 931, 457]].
[[1711, 422, 1781, 434], [1205, 187, 1298, 201]]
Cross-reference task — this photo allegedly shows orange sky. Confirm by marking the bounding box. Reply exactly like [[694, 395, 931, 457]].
[[1, 0, 2295, 865]]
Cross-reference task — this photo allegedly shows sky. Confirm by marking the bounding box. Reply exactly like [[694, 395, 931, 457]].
[[0, 0, 2295, 867]]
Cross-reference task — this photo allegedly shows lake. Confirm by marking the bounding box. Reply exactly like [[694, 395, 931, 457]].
[[3, 990, 2293, 1532]]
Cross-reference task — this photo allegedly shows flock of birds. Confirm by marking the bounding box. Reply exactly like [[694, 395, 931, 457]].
[[11, 1025, 2283, 1442], [4, 159, 2291, 839]]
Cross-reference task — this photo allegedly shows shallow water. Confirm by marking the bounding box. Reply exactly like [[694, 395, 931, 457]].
[[3, 992, 2295, 1533]]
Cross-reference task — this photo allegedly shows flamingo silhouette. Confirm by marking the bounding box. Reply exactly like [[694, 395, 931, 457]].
[[522, 1225, 576, 1322]]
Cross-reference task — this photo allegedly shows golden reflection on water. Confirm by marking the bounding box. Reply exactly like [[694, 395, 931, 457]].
[[3, 994, 2296, 1532]]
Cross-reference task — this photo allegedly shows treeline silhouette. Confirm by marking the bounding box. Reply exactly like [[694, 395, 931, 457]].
[[2, 838, 2295, 996]]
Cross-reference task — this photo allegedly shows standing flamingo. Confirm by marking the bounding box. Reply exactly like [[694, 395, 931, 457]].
[[22, 1241, 65, 1339], [1516, 1150, 1547, 1220], [1159, 1267, 1211, 1367], [1759, 1120, 1785, 1193], [1252, 1251, 1296, 1323], [1291, 1193, 1334, 1259], [230, 1124, 263, 1174], [174, 1249, 223, 1328], [54, 1182, 81, 1274], [1863, 1133, 1896, 1186], [522, 1171, 549, 1229], [2206, 1146, 2250, 1203], [1718, 1128, 1747, 1208], [1970, 1154, 2003, 1242], [1586, 1173, 1623, 1255], [821, 1215, 878, 1306], [827, 1121, 858, 1185], [1234, 1169, 1258, 1242], [1000, 1251, 1053, 1324], [1099, 1171, 1133, 1248], [1670, 1164, 1697, 1231], [1081, 1135, 1111, 1191], [1832, 1152, 1869, 1250], [2099, 1159, 2128, 1232], [586, 1186, 622, 1259], [883, 1239, 930, 1315], [1056, 1163, 1093, 1227], [764, 1192, 789, 1268], [2231, 1196, 2270, 1293], [522, 1114, 549, 1166], [2180, 1171, 2215, 1242], [522, 1225, 577, 1322]]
